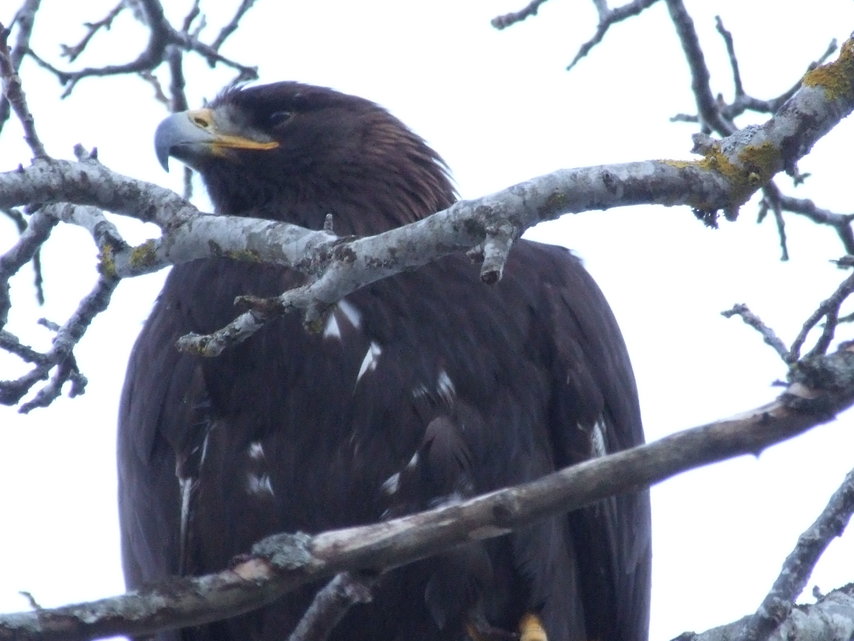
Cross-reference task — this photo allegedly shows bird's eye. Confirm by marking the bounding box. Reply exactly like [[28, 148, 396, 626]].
[[268, 111, 293, 127]]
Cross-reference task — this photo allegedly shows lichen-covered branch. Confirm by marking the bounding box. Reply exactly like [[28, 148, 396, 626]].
[[2, 33, 854, 367], [3, 344, 854, 641], [500, 0, 854, 256]]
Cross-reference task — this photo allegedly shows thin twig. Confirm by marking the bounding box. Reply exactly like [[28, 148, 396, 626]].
[[566, 0, 660, 71], [0, 273, 120, 411], [286, 572, 377, 641], [491, 0, 551, 30], [721, 304, 789, 362], [788, 270, 854, 362], [760, 184, 790, 261], [211, 0, 259, 51], [715, 16, 744, 98], [59, 2, 126, 63], [0, 209, 57, 326], [665, 0, 734, 135], [0, 0, 41, 130], [25, 0, 258, 97], [0, 21, 48, 157], [776, 193, 854, 255]]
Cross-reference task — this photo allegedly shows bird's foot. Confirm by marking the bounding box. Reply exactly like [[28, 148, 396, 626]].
[[465, 612, 547, 641], [518, 613, 547, 641]]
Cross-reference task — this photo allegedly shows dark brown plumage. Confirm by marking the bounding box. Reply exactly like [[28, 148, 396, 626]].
[[119, 81, 651, 641]]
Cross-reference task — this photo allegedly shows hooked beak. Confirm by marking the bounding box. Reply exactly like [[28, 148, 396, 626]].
[[154, 108, 279, 171]]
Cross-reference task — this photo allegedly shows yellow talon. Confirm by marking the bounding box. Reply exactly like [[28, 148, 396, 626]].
[[519, 613, 547, 641]]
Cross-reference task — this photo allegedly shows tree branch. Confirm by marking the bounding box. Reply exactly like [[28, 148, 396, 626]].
[[677, 584, 854, 641], [491, 0, 552, 30], [665, 0, 734, 135], [2, 344, 854, 640], [1, 33, 853, 367], [737, 467, 854, 641], [22, 0, 258, 97], [0, 18, 48, 157], [721, 304, 790, 362], [0, 0, 41, 133], [566, 0, 660, 71], [286, 572, 377, 641]]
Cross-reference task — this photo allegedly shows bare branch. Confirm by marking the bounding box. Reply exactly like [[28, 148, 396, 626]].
[[0, 210, 56, 326], [772, 191, 854, 255], [59, 2, 126, 63], [721, 38, 840, 122], [210, 0, 260, 51], [286, 573, 377, 641], [0, 271, 119, 411], [566, 0, 660, 71], [757, 185, 790, 261], [3, 345, 854, 640], [737, 467, 854, 641], [665, 0, 734, 135], [721, 304, 790, 363], [678, 584, 854, 641], [491, 0, 551, 30], [789, 269, 854, 362], [2, 34, 853, 363], [0, 20, 48, 157], [25, 1, 258, 97], [0, 0, 40, 132], [714, 16, 744, 99]]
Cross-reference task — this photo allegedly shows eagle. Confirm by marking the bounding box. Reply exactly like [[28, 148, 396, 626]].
[[118, 82, 651, 641]]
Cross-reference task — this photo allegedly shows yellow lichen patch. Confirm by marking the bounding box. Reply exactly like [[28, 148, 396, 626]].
[[664, 139, 778, 210], [661, 158, 698, 170], [738, 141, 779, 187], [225, 248, 261, 263], [541, 190, 570, 217], [97, 244, 117, 278], [803, 37, 854, 101], [129, 239, 158, 270]]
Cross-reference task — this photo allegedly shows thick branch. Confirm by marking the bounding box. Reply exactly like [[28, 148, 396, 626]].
[[1, 27, 852, 362], [737, 467, 854, 641], [3, 345, 854, 640], [678, 584, 854, 641], [2, 32, 854, 387]]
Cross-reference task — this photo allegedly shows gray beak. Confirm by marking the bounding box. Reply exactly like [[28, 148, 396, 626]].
[[154, 108, 279, 171], [154, 110, 217, 171]]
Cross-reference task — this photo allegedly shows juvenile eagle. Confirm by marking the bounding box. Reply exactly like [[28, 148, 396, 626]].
[[119, 82, 651, 641]]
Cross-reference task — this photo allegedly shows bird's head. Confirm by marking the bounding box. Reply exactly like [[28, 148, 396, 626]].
[[155, 82, 455, 234]]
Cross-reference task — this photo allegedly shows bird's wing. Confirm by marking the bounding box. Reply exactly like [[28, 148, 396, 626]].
[[528, 241, 651, 641]]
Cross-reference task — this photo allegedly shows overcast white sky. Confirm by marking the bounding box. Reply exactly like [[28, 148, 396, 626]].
[[2, 1, 854, 639]]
